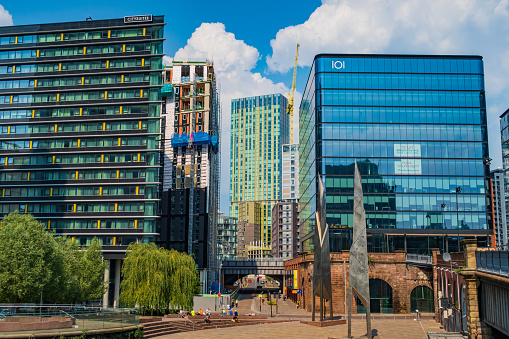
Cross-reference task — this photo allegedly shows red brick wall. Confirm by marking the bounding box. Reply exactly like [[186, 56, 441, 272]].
[[285, 251, 434, 314]]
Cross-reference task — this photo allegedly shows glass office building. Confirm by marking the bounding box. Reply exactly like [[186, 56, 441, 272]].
[[0, 17, 165, 259], [299, 54, 492, 254]]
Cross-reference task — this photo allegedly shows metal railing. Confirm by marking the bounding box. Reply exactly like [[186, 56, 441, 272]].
[[406, 253, 433, 265], [223, 258, 288, 262], [476, 251, 509, 277], [0, 304, 139, 334]]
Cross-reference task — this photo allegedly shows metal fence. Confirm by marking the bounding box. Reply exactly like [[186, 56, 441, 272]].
[[0, 305, 139, 335], [476, 251, 509, 277]]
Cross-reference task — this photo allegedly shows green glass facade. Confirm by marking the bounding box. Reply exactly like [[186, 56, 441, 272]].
[[230, 94, 289, 247], [0, 17, 165, 257], [299, 54, 492, 254]]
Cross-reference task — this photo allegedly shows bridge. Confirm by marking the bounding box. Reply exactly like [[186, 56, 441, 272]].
[[220, 258, 288, 286], [472, 249, 509, 337]]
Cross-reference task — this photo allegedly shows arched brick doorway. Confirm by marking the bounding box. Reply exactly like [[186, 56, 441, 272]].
[[357, 278, 393, 314], [410, 286, 434, 313]]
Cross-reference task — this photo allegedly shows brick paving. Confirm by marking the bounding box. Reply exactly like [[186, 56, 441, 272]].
[[154, 317, 444, 338]]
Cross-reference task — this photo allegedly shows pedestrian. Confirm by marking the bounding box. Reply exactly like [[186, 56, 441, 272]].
[[190, 309, 196, 317], [227, 303, 230, 311], [199, 309, 203, 315], [179, 310, 184, 318], [204, 314, 211, 324], [206, 308, 211, 315], [235, 300, 238, 308], [221, 308, 226, 315], [296, 301, 300, 309]]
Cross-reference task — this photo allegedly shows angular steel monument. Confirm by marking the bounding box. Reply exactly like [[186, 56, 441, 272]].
[[312, 175, 333, 321], [348, 161, 372, 339]]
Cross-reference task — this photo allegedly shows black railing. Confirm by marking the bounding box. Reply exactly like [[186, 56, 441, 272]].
[[476, 251, 509, 277]]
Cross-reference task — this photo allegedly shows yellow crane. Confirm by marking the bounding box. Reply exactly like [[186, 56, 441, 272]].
[[286, 43, 299, 144]]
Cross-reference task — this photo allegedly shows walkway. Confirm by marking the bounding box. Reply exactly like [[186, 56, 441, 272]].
[[154, 317, 445, 338]]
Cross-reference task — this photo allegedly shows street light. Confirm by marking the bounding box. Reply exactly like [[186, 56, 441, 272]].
[[455, 187, 461, 251], [441, 203, 446, 253], [426, 214, 431, 254]]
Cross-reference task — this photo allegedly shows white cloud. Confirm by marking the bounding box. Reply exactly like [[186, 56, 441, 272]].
[[267, 0, 509, 169], [0, 5, 13, 26], [172, 23, 297, 213]]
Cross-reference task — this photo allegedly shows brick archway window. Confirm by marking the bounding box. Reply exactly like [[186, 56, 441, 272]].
[[410, 286, 434, 313], [357, 278, 393, 314]]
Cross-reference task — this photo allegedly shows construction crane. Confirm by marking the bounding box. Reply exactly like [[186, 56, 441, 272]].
[[286, 43, 299, 144]]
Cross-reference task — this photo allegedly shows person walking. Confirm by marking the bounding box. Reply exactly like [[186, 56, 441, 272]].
[[296, 301, 300, 309]]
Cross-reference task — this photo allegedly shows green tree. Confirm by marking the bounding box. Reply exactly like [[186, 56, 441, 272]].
[[0, 212, 58, 302], [0, 212, 106, 303], [120, 243, 198, 312]]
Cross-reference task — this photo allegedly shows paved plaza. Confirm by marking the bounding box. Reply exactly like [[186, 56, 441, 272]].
[[156, 317, 444, 338], [154, 296, 445, 339]]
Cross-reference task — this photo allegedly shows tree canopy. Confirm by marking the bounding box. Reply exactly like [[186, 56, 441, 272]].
[[0, 212, 106, 303], [120, 243, 198, 311]]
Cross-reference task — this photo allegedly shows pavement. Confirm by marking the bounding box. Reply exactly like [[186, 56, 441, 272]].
[[154, 317, 444, 338], [154, 295, 446, 338]]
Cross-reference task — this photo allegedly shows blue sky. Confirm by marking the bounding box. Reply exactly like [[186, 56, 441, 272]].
[[2, 1, 509, 214]]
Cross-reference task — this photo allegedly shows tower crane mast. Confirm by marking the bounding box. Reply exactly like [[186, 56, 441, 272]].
[[286, 43, 299, 144]]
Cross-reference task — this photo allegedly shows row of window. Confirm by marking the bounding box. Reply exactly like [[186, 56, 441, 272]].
[[325, 211, 487, 230], [0, 27, 160, 45], [315, 57, 483, 74], [324, 176, 486, 194], [43, 218, 152, 230], [316, 73, 484, 91], [325, 193, 487, 212], [319, 107, 484, 125], [0, 73, 153, 89], [320, 158, 486, 177], [1, 152, 158, 165], [2, 185, 145, 197], [319, 140, 484, 159], [316, 89, 483, 108], [1, 89, 159, 104], [2, 120, 158, 134], [0, 136, 157, 150], [319, 123, 484, 142], [1, 202, 151, 214], [0, 168, 156, 182], [0, 42, 156, 60], [0, 57, 157, 74], [0, 105, 158, 119]]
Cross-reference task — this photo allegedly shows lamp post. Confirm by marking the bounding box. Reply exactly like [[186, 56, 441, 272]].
[[441, 203, 446, 253], [426, 214, 431, 254], [455, 187, 461, 251]]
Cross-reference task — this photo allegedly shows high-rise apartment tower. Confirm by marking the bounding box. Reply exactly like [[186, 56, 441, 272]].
[[230, 94, 289, 247], [0, 15, 165, 307]]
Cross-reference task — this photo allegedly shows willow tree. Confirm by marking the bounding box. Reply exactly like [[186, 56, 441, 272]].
[[120, 243, 198, 312]]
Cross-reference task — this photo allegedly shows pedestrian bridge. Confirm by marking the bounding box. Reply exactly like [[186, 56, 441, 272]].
[[221, 258, 288, 285]]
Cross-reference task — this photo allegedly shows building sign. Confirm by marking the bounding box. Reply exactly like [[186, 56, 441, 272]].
[[293, 270, 298, 289], [395, 159, 422, 175], [394, 144, 421, 158], [124, 15, 153, 24], [332, 60, 345, 70]]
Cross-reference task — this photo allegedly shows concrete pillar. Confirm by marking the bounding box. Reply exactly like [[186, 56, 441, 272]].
[[102, 259, 110, 308], [113, 259, 121, 308]]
